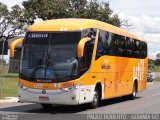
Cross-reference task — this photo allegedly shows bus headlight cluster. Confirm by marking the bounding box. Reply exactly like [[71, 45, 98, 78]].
[[60, 84, 79, 92], [18, 83, 27, 90]]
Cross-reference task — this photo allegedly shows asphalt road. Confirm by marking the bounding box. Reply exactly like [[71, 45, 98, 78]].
[[0, 82, 160, 120]]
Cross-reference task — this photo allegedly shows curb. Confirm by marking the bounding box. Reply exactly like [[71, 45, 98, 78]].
[[0, 97, 18, 104]]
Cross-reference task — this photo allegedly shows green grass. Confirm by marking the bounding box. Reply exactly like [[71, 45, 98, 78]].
[[150, 66, 160, 72], [0, 65, 19, 98], [155, 77, 160, 82], [2, 73, 19, 78], [1, 76, 18, 98]]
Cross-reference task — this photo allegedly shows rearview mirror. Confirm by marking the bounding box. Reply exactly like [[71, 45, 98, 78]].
[[77, 37, 91, 58], [10, 38, 23, 58]]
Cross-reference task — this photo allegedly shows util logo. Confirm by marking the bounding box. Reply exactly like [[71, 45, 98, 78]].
[[133, 60, 144, 81]]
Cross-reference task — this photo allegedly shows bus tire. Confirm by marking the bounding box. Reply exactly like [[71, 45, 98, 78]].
[[128, 82, 137, 100], [90, 87, 101, 109], [41, 104, 53, 109]]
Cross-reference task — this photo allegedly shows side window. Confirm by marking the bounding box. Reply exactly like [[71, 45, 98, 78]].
[[112, 34, 120, 56], [106, 32, 113, 55], [140, 41, 147, 58], [129, 39, 147, 59], [82, 28, 97, 38], [95, 31, 147, 59], [144, 42, 147, 58], [109, 34, 126, 57], [125, 37, 133, 57], [134, 40, 140, 58], [118, 35, 126, 56], [130, 38, 134, 58], [112, 34, 127, 57], [139, 41, 143, 58], [110, 33, 117, 56], [96, 30, 107, 59]]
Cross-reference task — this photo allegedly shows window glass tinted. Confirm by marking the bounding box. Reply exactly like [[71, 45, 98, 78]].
[[20, 32, 81, 82], [96, 29, 147, 59], [82, 28, 97, 38], [96, 30, 107, 59], [80, 28, 96, 75]]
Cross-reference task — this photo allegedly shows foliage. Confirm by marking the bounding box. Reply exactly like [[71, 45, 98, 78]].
[[0, 0, 123, 42], [155, 53, 160, 66], [156, 53, 160, 59], [155, 77, 160, 82], [149, 53, 160, 71], [0, 2, 27, 42], [22, 0, 71, 20], [149, 58, 160, 72], [22, 0, 121, 27], [148, 59, 155, 70]]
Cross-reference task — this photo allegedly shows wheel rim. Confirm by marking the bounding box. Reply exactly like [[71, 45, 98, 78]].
[[133, 85, 136, 97], [93, 92, 99, 105]]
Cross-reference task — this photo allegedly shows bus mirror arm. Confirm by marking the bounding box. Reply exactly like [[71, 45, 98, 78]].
[[77, 37, 91, 58]]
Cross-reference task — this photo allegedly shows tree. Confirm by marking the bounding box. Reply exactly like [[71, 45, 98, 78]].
[[155, 53, 160, 65], [85, 1, 121, 26], [69, 0, 88, 18], [0, 2, 9, 40], [156, 53, 160, 60], [148, 58, 155, 70], [22, 0, 121, 27], [0, 2, 27, 42], [22, 0, 71, 20]]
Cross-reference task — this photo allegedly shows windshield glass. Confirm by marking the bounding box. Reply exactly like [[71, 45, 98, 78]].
[[20, 32, 81, 82]]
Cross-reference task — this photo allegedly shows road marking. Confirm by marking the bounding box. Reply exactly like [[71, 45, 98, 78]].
[[147, 93, 160, 98]]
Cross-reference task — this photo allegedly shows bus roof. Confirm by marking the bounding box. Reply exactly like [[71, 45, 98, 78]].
[[28, 18, 143, 41]]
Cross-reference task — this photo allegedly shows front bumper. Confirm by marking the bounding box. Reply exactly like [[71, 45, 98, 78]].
[[18, 86, 80, 105]]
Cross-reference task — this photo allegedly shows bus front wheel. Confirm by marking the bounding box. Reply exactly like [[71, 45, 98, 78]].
[[90, 88, 101, 109]]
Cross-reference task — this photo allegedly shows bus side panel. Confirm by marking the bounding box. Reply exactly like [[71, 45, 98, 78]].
[[119, 57, 133, 96], [117, 57, 148, 95], [140, 58, 148, 91], [132, 58, 148, 92], [90, 56, 118, 99], [78, 73, 98, 104]]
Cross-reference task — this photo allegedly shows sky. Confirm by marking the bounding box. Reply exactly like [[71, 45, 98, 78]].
[[108, 0, 160, 59], [0, 0, 159, 59]]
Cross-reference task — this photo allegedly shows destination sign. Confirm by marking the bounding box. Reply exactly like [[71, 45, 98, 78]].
[[28, 33, 48, 38]]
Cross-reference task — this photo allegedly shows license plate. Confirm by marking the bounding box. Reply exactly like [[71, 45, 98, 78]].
[[39, 96, 49, 101]]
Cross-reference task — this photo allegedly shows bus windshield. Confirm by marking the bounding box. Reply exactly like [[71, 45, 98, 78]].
[[20, 32, 81, 82]]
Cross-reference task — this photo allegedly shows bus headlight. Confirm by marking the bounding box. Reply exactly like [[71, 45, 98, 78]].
[[60, 84, 79, 92], [18, 83, 27, 90]]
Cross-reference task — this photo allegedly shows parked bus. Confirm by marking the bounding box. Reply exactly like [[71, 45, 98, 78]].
[[11, 19, 148, 108]]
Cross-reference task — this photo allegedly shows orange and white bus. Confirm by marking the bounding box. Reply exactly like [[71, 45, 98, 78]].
[[11, 19, 148, 108]]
